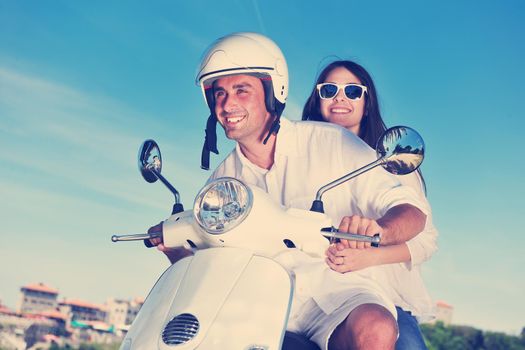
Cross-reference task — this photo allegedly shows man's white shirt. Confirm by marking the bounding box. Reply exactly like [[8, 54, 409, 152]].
[[209, 117, 437, 321]]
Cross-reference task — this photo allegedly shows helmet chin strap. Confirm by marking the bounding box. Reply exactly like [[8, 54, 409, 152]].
[[263, 115, 280, 145], [200, 114, 281, 170], [200, 114, 219, 170]]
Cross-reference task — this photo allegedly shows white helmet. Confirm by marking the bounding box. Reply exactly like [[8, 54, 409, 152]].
[[196, 32, 289, 170], [196, 32, 288, 111]]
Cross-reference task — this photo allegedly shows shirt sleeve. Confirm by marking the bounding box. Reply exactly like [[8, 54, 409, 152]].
[[405, 213, 438, 268], [400, 173, 439, 268]]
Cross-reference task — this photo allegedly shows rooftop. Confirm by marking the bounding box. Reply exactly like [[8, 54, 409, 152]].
[[60, 299, 105, 311], [21, 282, 59, 295], [38, 310, 68, 320], [0, 304, 16, 315], [436, 300, 453, 309]]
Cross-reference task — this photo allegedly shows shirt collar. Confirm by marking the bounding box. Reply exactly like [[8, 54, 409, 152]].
[[274, 117, 299, 157], [233, 117, 298, 174], [234, 142, 269, 175]]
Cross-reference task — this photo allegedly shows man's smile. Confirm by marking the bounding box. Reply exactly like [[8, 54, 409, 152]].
[[225, 115, 246, 124]]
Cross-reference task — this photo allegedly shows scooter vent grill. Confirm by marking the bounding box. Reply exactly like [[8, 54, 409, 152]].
[[162, 313, 200, 345]]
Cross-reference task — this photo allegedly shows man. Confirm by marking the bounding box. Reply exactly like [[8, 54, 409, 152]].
[[154, 33, 432, 350]]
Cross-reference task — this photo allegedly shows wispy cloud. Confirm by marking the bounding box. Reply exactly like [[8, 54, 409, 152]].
[[252, 0, 267, 34], [0, 66, 175, 210], [160, 20, 209, 51], [0, 66, 146, 131]]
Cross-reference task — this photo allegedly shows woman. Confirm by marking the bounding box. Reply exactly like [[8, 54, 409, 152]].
[[303, 60, 437, 349]]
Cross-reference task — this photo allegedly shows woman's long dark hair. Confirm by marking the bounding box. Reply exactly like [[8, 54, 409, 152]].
[[302, 60, 426, 193]]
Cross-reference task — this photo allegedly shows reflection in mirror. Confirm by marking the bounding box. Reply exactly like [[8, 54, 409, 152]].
[[138, 139, 162, 183], [376, 126, 424, 175]]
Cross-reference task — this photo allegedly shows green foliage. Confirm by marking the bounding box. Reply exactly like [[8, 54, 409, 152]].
[[49, 343, 74, 350], [421, 322, 525, 350], [421, 322, 470, 350], [483, 331, 524, 350], [24, 323, 48, 349]]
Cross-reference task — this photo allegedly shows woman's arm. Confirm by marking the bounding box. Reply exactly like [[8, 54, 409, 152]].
[[326, 241, 410, 273]]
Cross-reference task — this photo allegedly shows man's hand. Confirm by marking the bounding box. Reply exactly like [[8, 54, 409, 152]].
[[147, 222, 163, 247], [147, 222, 193, 264], [325, 241, 379, 273], [337, 215, 384, 249]]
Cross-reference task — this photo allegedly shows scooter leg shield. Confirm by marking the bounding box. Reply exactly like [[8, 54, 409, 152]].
[[121, 247, 293, 350]]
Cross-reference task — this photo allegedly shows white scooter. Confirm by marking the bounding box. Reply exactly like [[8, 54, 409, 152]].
[[112, 126, 425, 350]]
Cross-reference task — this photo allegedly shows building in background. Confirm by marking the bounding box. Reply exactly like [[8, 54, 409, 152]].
[[17, 283, 58, 314], [59, 299, 106, 322], [105, 297, 143, 327], [3, 283, 144, 348], [434, 300, 454, 325]]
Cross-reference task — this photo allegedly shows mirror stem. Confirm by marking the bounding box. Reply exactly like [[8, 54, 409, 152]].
[[150, 168, 181, 204], [315, 157, 385, 201]]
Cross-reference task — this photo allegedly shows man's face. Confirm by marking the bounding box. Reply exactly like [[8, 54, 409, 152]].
[[213, 74, 272, 144]]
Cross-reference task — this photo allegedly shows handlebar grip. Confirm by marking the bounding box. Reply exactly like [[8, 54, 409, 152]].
[[144, 231, 162, 248], [371, 233, 380, 248]]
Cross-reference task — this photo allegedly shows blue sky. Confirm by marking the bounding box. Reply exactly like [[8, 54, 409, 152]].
[[1, 0, 524, 334]]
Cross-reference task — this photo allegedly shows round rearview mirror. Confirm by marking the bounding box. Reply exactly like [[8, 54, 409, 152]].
[[138, 139, 162, 183], [376, 126, 424, 175]]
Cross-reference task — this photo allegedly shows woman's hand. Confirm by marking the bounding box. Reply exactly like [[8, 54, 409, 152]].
[[325, 241, 379, 273]]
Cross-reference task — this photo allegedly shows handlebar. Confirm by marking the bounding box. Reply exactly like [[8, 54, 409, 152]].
[[320, 227, 381, 247]]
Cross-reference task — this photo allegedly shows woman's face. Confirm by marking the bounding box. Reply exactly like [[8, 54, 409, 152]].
[[319, 66, 366, 135]]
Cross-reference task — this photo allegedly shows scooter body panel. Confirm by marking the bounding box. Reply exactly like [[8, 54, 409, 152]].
[[121, 247, 293, 350], [121, 256, 192, 350]]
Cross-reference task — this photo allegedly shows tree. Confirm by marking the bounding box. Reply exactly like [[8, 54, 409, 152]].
[[484, 331, 524, 350], [421, 322, 469, 350], [24, 324, 44, 349], [452, 325, 484, 349], [421, 322, 525, 350]]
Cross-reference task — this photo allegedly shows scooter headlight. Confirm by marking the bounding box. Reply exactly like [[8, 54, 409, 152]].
[[194, 177, 253, 234]]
